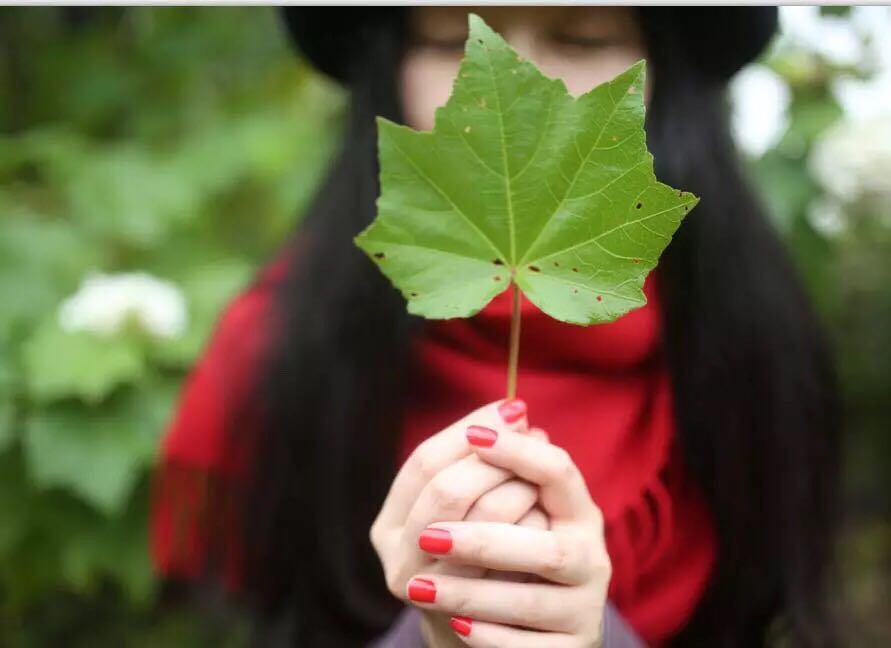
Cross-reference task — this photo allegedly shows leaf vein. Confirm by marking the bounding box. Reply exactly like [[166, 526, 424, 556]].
[[518, 70, 640, 263], [388, 138, 504, 258]]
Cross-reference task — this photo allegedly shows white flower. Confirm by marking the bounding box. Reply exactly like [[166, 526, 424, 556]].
[[810, 115, 891, 212], [58, 272, 188, 340], [807, 198, 848, 238], [779, 7, 864, 67], [729, 64, 791, 157], [833, 73, 891, 123], [850, 6, 891, 69]]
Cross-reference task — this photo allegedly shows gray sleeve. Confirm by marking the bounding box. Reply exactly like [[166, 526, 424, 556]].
[[601, 601, 647, 648], [367, 602, 646, 648], [367, 607, 425, 648]]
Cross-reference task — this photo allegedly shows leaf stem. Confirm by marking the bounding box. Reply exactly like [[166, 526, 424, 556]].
[[506, 281, 521, 399]]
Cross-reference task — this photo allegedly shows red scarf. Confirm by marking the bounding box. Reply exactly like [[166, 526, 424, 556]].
[[399, 276, 715, 645], [152, 260, 715, 646]]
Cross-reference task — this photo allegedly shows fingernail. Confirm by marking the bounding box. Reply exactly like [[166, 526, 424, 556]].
[[407, 577, 436, 603], [449, 616, 473, 636], [498, 398, 527, 423], [466, 425, 497, 447], [419, 527, 453, 554]]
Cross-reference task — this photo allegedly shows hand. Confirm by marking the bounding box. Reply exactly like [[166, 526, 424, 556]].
[[370, 400, 547, 647], [408, 424, 611, 647]]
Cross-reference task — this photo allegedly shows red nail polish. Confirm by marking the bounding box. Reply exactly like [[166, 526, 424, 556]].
[[466, 425, 497, 447], [498, 398, 527, 423], [419, 528, 453, 554], [407, 577, 436, 603], [449, 616, 473, 637]]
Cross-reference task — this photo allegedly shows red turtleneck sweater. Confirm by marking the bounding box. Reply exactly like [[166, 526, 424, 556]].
[[151, 259, 716, 645]]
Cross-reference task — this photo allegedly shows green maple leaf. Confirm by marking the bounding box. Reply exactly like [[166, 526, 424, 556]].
[[355, 14, 697, 326]]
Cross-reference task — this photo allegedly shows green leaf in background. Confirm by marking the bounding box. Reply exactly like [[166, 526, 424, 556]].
[[0, 7, 339, 642], [0, 399, 13, 455], [22, 385, 174, 516], [0, 344, 15, 453], [0, 449, 157, 609], [0, 212, 101, 344], [22, 319, 145, 405], [355, 15, 696, 325]]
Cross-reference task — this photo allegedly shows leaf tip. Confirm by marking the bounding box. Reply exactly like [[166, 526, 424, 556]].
[[467, 13, 506, 51], [624, 59, 647, 91], [467, 12, 491, 38]]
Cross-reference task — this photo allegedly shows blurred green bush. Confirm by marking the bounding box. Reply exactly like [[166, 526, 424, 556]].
[[0, 6, 888, 646], [0, 7, 341, 644]]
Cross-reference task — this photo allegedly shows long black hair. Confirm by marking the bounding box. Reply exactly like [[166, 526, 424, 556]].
[[227, 9, 840, 647]]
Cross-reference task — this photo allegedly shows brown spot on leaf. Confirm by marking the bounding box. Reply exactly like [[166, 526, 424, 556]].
[[529, 265, 541, 272], [632, 258, 641, 264], [572, 288, 578, 294], [494, 275, 502, 281], [553, 261, 560, 267], [572, 267, 579, 273], [597, 295, 603, 302], [410, 292, 418, 298], [636, 202, 643, 209], [373, 252, 385, 260], [493, 258, 504, 266]]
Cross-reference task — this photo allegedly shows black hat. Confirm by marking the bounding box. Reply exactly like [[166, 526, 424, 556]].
[[281, 7, 778, 86]]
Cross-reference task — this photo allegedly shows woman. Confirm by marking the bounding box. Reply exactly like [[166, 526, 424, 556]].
[[152, 7, 840, 647]]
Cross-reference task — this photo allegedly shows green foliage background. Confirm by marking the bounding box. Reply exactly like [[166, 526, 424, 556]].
[[0, 6, 888, 646]]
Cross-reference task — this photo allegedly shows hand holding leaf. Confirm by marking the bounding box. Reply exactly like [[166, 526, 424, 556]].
[[356, 15, 697, 397]]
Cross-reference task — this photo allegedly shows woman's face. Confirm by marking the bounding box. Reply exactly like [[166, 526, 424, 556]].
[[401, 6, 647, 130]]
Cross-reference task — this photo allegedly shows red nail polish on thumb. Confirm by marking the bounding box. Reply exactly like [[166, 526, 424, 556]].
[[467, 425, 497, 447], [498, 398, 527, 423]]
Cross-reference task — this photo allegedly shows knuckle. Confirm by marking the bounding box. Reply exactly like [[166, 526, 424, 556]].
[[576, 530, 610, 583], [584, 541, 612, 585], [413, 446, 440, 482], [542, 536, 571, 580], [472, 483, 529, 522], [384, 571, 405, 600], [369, 522, 382, 552], [547, 447, 575, 481], [513, 587, 548, 627], [468, 493, 501, 522], [521, 507, 549, 530], [428, 477, 469, 516], [562, 588, 595, 634], [589, 501, 605, 528]]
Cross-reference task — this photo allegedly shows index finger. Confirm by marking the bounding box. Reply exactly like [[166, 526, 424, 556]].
[[464, 426, 597, 524], [376, 399, 528, 527]]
